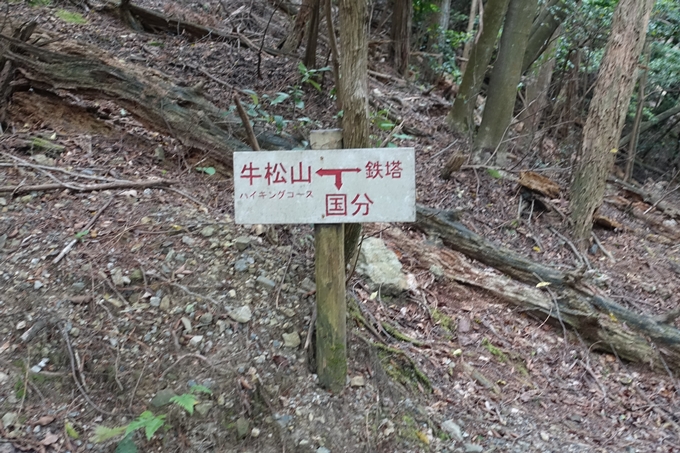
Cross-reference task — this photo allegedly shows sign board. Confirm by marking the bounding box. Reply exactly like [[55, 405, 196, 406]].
[[233, 148, 415, 224]]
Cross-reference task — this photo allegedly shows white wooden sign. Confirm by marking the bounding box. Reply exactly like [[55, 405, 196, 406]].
[[233, 148, 415, 224]]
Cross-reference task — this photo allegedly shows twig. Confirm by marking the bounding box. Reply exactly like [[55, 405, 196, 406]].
[[634, 383, 680, 436], [0, 178, 173, 195], [275, 247, 294, 308], [167, 187, 208, 208], [98, 271, 130, 305], [128, 360, 146, 411], [0, 155, 126, 183], [591, 232, 615, 263], [324, 0, 340, 106], [379, 120, 405, 148], [304, 306, 317, 350], [17, 352, 30, 417], [149, 269, 222, 306], [59, 322, 116, 415], [233, 96, 260, 151], [577, 359, 607, 403], [53, 195, 115, 264], [160, 353, 213, 380], [257, 5, 277, 80], [549, 226, 591, 270]]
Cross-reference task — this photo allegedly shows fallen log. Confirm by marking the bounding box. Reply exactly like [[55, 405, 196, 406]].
[[0, 34, 299, 163], [414, 204, 680, 372]]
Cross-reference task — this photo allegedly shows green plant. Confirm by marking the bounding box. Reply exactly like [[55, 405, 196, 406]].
[[195, 167, 216, 176], [297, 62, 330, 92], [92, 385, 212, 452], [55, 10, 87, 24]]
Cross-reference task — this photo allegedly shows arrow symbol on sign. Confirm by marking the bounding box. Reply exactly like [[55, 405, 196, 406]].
[[315, 168, 361, 189]]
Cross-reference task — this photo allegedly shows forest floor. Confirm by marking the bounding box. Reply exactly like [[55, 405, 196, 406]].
[[1, 1, 680, 452]]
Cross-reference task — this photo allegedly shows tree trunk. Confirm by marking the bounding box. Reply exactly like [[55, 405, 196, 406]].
[[338, 0, 370, 268], [281, 0, 317, 53], [459, 0, 479, 74], [446, 0, 509, 136], [474, 0, 538, 165], [619, 98, 680, 147], [570, 0, 655, 248], [303, 0, 321, 68], [414, 205, 680, 372], [426, 0, 451, 52], [521, 0, 569, 73], [390, 0, 412, 76], [624, 40, 650, 182]]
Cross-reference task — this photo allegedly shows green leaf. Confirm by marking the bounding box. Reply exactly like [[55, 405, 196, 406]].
[[392, 133, 413, 140], [274, 115, 286, 130], [190, 384, 213, 395], [75, 230, 89, 239], [143, 416, 165, 440], [196, 166, 216, 176], [386, 142, 398, 148], [91, 425, 127, 443], [65, 421, 79, 439], [125, 411, 165, 437], [306, 79, 321, 91], [115, 434, 138, 453], [294, 99, 305, 110], [486, 168, 503, 179], [170, 394, 198, 415], [298, 62, 308, 75], [270, 92, 290, 105], [241, 89, 259, 106]]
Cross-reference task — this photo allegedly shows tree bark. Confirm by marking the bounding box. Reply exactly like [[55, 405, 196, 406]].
[[390, 0, 413, 76], [281, 0, 317, 53], [619, 99, 680, 147], [446, 0, 510, 136], [303, 0, 321, 68], [474, 0, 539, 164], [426, 0, 452, 53], [414, 205, 680, 372], [625, 40, 650, 182], [570, 0, 655, 248], [459, 0, 479, 74], [521, 0, 569, 73], [338, 0, 370, 267]]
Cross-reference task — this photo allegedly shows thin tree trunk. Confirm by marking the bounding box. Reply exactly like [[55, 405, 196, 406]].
[[475, 0, 539, 164], [447, 0, 510, 135], [426, 0, 452, 52], [459, 0, 479, 74], [521, 0, 570, 73], [338, 0, 370, 267], [303, 0, 321, 67], [281, 0, 316, 53], [570, 0, 655, 248], [625, 40, 650, 182], [390, 0, 412, 76], [619, 99, 680, 147]]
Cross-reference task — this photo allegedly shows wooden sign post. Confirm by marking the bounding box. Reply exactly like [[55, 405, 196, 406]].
[[233, 130, 415, 392]]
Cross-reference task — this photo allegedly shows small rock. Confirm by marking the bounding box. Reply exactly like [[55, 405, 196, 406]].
[[251, 427, 261, 438], [180, 317, 193, 334], [16, 321, 26, 330], [275, 414, 292, 427], [227, 289, 237, 298], [540, 431, 550, 441], [0, 197, 6, 206], [282, 332, 301, 348], [71, 281, 86, 293], [441, 419, 463, 442], [199, 313, 213, 325], [429, 264, 444, 278], [200, 226, 215, 237], [189, 335, 204, 347], [110, 268, 130, 286], [236, 417, 249, 438], [216, 320, 227, 333], [1, 412, 18, 428], [34, 280, 44, 290], [149, 296, 161, 307], [70, 327, 80, 337], [350, 376, 365, 387], [233, 236, 251, 251], [464, 443, 484, 453], [253, 224, 266, 236], [20, 195, 33, 203], [0, 372, 9, 385], [181, 235, 196, 246], [129, 269, 143, 282], [254, 354, 266, 364], [317, 448, 331, 453], [229, 306, 252, 324], [256, 275, 277, 289], [234, 259, 250, 272], [150, 389, 176, 408], [195, 402, 213, 416], [279, 307, 295, 318], [159, 296, 171, 311], [32, 154, 54, 166], [355, 238, 408, 295]]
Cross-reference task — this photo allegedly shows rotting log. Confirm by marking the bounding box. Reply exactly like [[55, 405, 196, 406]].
[[0, 34, 299, 162], [414, 204, 680, 372]]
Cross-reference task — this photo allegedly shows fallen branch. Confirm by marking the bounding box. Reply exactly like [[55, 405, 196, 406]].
[[0, 178, 172, 195], [53, 196, 114, 264]]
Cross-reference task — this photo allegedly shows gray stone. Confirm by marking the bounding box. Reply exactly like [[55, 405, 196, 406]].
[[317, 448, 331, 453], [0, 372, 9, 385], [234, 258, 250, 272], [251, 427, 261, 438], [32, 154, 55, 166], [229, 306, 252, 323], [71, 282, 86, 293], [1, 412, 17, 428], [111, 268, 130, 286], [350, 376, 365, 387], [464, 443, 484, 453], [256, 275, 276, 289], [236, 417, 249, 438], [189, 335, 204, 347], [181, 235, 196, 246], [282, 332, 301, 348], [355, 238, 407, 295], [150, 389, 176, 408], [0, 197, 6, 206], [34, 280, 44, 290], [159, 296, 171, 311], [195, 402, 213, 416], [200, 226, 215, 237], [149, 296, 161, 307], [441, 419, 463, 442], [199, 312, 213, 325], [429, 264, 444, 279], [234, 236, 251, 251]]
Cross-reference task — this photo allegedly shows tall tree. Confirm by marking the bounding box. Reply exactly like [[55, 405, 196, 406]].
[[570, 0, 655, 248], [426, 0, 452, 53], [447, 0, 510, 135], [391, 0, 413, 75], [474, 0, 539, 164], [522, 0, 570, 73]]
